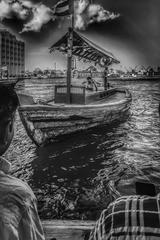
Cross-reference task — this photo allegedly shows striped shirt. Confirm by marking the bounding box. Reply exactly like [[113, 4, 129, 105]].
[[89, 194, 160, 240], [0, 157, 45, 240]]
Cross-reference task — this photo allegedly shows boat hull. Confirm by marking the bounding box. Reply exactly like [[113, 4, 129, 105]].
[[18, 89, 132, 146]]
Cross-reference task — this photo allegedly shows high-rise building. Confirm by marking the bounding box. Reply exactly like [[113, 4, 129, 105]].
[[0, 25, 25, 77]]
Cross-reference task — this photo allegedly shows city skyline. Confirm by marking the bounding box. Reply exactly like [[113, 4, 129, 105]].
[[0, 0, 160, 70]]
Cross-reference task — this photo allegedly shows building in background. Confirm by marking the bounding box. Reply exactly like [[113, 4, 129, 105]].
[[0, 25, 25, 77]]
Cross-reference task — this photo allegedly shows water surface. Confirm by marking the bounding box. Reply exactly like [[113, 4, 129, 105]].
[[5, 79, 160, 220]]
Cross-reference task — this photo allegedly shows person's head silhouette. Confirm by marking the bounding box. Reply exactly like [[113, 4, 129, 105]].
[[0, 87, 45, 240], [0, 86, 19, 156]]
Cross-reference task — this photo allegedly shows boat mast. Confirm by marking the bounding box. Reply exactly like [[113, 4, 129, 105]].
[[66, 0, 74, 104]]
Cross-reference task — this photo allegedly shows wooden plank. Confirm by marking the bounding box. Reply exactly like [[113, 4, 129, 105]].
[[33, 119, 91, 129], [42, 220, 95, 240]]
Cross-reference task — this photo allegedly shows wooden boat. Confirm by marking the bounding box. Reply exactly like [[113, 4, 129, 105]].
[[18, 6, 132, 147], [18, 87, 131, 146]]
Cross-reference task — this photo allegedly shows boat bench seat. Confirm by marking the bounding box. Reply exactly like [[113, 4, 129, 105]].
[[42, 220, 95, 240], [54, 85, 86, 104]]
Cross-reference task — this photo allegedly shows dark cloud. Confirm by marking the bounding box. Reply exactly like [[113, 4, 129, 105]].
[[1, 0, 160, 68], [99, 0, 160, 65]]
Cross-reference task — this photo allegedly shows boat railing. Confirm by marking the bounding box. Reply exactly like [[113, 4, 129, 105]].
[[85, 88, 116, 104], [113, 87, 132, 99], [55, 85, 119, 105]]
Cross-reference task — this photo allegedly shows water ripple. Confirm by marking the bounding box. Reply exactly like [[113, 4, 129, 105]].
[[3, 79, 160, 220]]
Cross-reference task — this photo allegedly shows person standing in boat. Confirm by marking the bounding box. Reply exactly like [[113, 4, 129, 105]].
[[83, 76, 98, 91], [0, 86, 45, 240]]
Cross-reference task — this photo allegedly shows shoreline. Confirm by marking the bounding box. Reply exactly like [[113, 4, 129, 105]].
[[109, 76, 160, 81]]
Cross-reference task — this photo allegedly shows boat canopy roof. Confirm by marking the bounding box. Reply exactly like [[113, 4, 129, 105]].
[[49, 30, 120, 67]]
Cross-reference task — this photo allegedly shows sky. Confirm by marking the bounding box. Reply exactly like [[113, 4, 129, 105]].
[[1, 0, 160, 71]]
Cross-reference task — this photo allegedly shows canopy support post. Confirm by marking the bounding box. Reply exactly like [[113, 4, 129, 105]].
[[66, 1, 74, 104], [104, 66, 108, 90], [66, 28, 72, 104]]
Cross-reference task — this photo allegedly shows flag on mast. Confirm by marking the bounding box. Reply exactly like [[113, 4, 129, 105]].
[[53, 0, 70, 17]]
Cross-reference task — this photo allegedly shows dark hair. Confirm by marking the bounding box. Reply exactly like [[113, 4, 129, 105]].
[[0, 86, 19, 120]]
